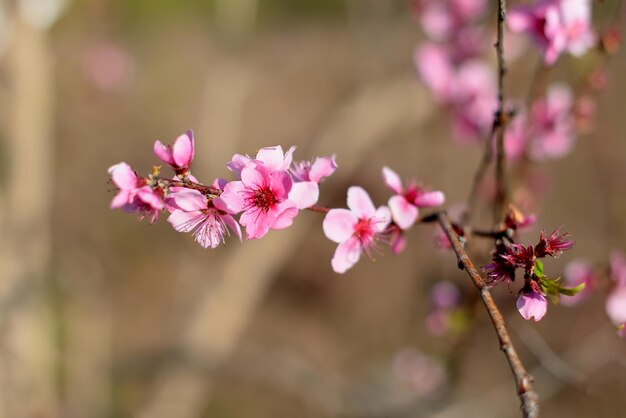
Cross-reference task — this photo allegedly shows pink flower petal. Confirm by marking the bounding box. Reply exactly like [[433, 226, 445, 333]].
[[332, 236, 362, 274], [227, 153, 252, 177], [288, 181, 319, 209], [388, 196, 418, 230], [516, 291, 548, 322], [347, 186, 376, 218], [256, 145, 286, 172], [271, 200, 299, 230], [606, 287, 626, 325], [414, 191, 446, 207], [240, 208, 272, 240], [108, 162, 138, 190], [382, 166, 404, 194], [172, 130, 194, 167], [166, 189, 207, 212], [219, 181, 247, 213], [309, 156, 337, 183], [110, 190, 132, 209], [373, 206, 392, 232], [222, 214, 242, 242], [167, 210, 203, 233], [269, 170, 293, 199], [153, 141, 174, 165], [390, 229, 407, 255], [323, 209, 358, 243], [241, 164, 268, 190]]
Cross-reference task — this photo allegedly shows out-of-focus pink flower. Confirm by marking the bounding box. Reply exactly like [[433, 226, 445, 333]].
[[415, 43, 455, 103], [154, 130, 195, 170], [390, 226, 408, 255], [166, 189, 241, 248], [108, 162, 163, 223], [392, 348, 447, 398], [322, 187, 391, 273], [83, 41, 135, 92], [415, 0, 487, 41], [382, 166, 445, 230], [517, 288, 548, 321], [607, 251, 626, 325], [431, 281, 461, 309], [504, 108, 528, 160], [618, 323, 626, 338], [508, 0, 595, 66], [561, 260, 595, 306], [220, 162, 298, 240], [528, 84, 575, 160]]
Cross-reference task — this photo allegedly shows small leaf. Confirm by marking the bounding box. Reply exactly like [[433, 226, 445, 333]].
[[534, 259, 544, 278], [557, 282, 586, 297]]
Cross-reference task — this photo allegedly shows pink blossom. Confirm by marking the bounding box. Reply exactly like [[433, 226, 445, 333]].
[[166, 189, 241, 248], [382, 166, 445, 230], [504, 108, 528, 160], [226, 145, 296, 178], [322, 187, 391, 273], [431, 281, 461, 309], [108, 162, 163, 223], [415, 43, 455, 103], [561, 260, 595, 306], [517, 289, 548, 321], [153, 130, 195, 170], [390, 226, 408, 255], [415, 0, 487, 41], [288, 155, 337, 209], [528, 84, 575, 160], [534, 227, 574, 258], [220, 162, 298, 240], [392, 347, 447, 398], [607, 251, 626, 325], [508, 0, 595, 66]]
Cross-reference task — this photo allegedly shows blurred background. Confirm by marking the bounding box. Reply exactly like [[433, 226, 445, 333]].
[[0, 0, 625, 417]]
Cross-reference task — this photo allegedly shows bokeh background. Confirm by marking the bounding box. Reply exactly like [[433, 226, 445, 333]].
[[0, 0, 625, 417]]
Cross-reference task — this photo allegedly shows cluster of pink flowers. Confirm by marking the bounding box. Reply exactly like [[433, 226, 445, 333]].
[[483, 228, 577, 321], [413, 0, 592, 161], [109, 131, 446, 273]]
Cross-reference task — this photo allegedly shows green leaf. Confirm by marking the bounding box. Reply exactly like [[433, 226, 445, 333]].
[[557, 282, 586, 297], [534, 259, 544, 278]]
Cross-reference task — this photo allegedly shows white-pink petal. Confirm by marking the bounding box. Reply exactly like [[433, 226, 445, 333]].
[[347, 186, 376, 218], [271, 200, 299, 230], [168, 210, 203, 233], [167, 189, 207, 212], [372, 205, 392, 232], [516, 292, 548, 322], [309, 156, 337, 183], [332, 236, 362, 274], [256, 145, 285, 172], [323, 209, 357, 243], [388, 195, 418, 230], [288, 181, 319, 209], [606, 287, 626, 325], [172, 130, 194, 167], [382, 166, 404, 194], [415, 191, 446, 207], [108, 162, 138, 190]]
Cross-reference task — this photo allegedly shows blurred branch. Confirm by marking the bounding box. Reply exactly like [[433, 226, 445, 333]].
[[435, 212, 539, 418]]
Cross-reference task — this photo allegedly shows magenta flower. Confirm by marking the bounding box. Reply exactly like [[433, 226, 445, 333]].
[[607, 251, 626, 325], [153, 130, 195, 170], [382, 166, 445, 230], [534, 227, 574, 258], [166, 189, 241, 248], [508, 0, 595, 66], [561, 260, 595, 306], [220, 162, 298, 240], [322, 187, 391, 273], [108, 162, 163, 223], [517, 288, 548, 322]]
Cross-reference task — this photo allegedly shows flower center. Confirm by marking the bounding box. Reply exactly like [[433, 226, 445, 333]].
[[253, 187, 277, 212], [354, 218, 374, 243]]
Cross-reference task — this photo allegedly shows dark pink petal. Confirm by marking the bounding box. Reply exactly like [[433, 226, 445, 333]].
[[269, 170, 293, 199], [172, 130, 194, 167], [270, 200, 299, 230], [390, 229, 407, 255], [288, 181, 319, 209], [153, 141, 175, 165], [323, 209, 357, 243], [382, 166, 404, 194], [137, 188, 164, 210], [110, 190, 132, 209], [347, 186, 376, 219], [332, 236, 362, 274], [309, 156, 337, 183], [221, 214, 242, 242], [414, 191, 445, 208], [388, 195, 418, 230], [108, 162, 138, 190], [516, 291, 548, 322]]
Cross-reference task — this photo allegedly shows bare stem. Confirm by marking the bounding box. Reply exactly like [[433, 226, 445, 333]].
[[436, 211, 539, 418], [494, 0, 508, 226]]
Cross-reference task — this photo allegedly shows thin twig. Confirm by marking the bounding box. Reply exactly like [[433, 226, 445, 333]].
[[436, 211, 539, 418], [494, 0, 509, 226]]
